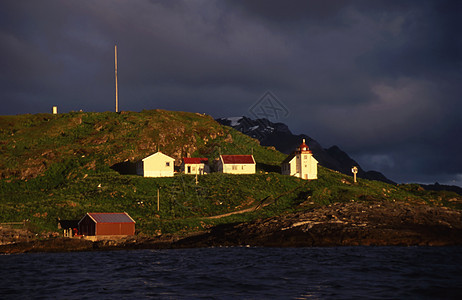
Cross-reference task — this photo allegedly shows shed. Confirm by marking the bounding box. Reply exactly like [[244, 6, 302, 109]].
[[217, 154, 256, 174], [136, 151, 175, 177], [78, 212, 135, 236]]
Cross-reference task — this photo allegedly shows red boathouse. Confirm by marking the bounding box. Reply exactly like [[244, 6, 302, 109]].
[[78, 212, 135, 236]]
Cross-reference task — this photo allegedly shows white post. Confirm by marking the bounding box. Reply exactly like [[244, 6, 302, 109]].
[[351, 166, 358, 183], [52, 106, 58, 114]]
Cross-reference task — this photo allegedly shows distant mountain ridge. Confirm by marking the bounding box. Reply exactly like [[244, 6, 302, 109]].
[[216, 116, 395, 184], [420, 182, 462, 196]]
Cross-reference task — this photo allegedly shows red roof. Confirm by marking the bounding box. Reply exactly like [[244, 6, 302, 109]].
[[183, 157, 208, 164], [86, 213, 135, 223], [221, 155, 255, 164], [297, 139, 312, 153]]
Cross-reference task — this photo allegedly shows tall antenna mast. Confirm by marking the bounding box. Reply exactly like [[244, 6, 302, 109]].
[[114, 44, 118, 112]]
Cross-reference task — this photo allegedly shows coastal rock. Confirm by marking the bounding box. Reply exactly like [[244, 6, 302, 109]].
[[0, 237, 95, 254], [1, 201, 461, 253], [173, 201, 462, 247]]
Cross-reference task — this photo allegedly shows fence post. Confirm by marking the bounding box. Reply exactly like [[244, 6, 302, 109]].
[[157, 188, 160, 211]]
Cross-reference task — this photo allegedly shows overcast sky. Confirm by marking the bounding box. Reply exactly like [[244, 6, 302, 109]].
[[1, 0, 461, 186]]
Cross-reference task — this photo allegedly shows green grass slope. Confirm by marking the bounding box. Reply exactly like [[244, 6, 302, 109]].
[[1, 110, 461, 235], [0, 110, 284, 179]]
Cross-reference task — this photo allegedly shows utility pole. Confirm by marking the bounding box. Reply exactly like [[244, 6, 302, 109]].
[[114, 44, 118, 113]]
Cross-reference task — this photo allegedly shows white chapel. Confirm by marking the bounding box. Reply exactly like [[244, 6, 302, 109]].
[[281, 139, 318, 180]]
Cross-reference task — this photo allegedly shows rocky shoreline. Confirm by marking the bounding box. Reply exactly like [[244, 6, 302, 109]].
[[1, 200, 461, 254]]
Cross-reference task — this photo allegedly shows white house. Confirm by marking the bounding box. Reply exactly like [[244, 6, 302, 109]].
[[281, 139, 318, 180], [182, 157, 210, 175], [217, 155, 256, 174], [136, 152, 175, 177]]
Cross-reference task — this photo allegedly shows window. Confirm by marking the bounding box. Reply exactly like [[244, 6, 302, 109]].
[[232, 165, 237, 170], [304, 155, 307, 159], [166, 162, 170, 167]]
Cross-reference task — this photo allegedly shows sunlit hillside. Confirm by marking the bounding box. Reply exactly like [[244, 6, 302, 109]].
[[0, 110, 460, 235]]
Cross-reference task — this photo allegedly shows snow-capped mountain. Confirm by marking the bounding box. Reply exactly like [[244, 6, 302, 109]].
[[216, 116, 394, 184]]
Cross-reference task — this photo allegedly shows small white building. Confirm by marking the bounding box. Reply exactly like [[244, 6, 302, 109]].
[[136, 152, 175, 177], [281, 139, 318, 180], [217, 155, 256, 174], [182, 157, 210, 175]]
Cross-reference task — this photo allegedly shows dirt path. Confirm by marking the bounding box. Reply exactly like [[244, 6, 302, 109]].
[[206, 195, 276, 219], [206, 183, 309, 219], [206, 206, 258, 219]]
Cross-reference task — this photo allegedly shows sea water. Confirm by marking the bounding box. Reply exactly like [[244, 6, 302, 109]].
[[1, 247, 461, 299]]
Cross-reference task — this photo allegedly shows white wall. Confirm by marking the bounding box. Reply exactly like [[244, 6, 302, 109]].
[[183, 163, 210, 174], [138, 152, 175, 177], [220, 163, 256, 174], [281, 154, 318, 179]]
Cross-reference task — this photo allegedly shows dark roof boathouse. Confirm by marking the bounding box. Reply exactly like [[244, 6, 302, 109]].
[[78, 212, 135, 236]]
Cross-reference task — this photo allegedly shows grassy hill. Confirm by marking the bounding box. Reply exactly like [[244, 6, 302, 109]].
[[1, 110, 461, 235], [0, 110, 284, 179]]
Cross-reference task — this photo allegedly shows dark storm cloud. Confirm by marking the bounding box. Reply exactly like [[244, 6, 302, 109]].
[[0, 0, 460, 186], [223, 0, 350, 25], [356, 1, 462, 78]]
